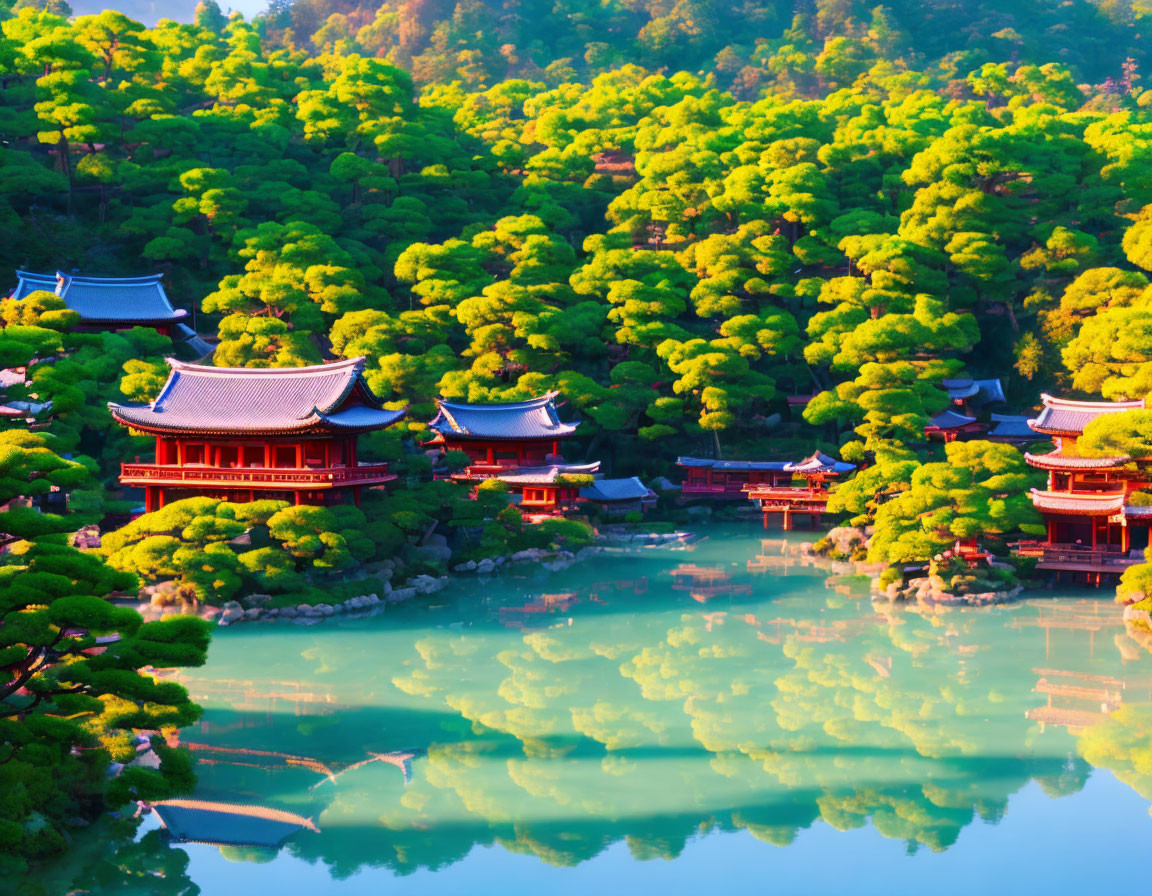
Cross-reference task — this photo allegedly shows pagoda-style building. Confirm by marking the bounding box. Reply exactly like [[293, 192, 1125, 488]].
[[580, 477, 657, 516], [678, 458, 794, 498], [493, 462, 601, 517], [924, 376, 1006, 442], [109, 358, 405, 511], [10, 270, 211, 355], [1019, 394, 1149, 574], [426, 393, 600, 516], [743, 452, 856, 530], [427, 393, 578, 473]]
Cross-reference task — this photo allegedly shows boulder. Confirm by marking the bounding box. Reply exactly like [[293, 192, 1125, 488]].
[[243, 607, 262, 620], [388, 587, 417, 604], [219, 602, 244, 626], [279, 606, 297, 618], [476, 558, 496, 575], [454, 560, 478, 573], [509, 548, 548, 563], [315, 603, 335, 616], [411, 574, 445, 595], [408, 538, 453, 567]]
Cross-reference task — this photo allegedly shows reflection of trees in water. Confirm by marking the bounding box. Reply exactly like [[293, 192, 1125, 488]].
[[1079, 706, 1152, 805], [29, 822, 199, 896], [183, 549, 1152, 877]]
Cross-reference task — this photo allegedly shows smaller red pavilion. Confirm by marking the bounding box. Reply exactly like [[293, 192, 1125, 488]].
[[426, 393, 599, 515]]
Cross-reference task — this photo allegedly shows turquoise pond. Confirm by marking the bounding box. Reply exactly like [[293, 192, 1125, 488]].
[[34, 526, 1152, 892]]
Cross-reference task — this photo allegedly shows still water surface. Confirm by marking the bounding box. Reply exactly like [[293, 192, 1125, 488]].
[[79, 528, 1152, 891]]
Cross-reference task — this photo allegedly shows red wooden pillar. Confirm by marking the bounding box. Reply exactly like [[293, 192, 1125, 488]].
[[353, 486, 361, 508], [264, 443, 272, 468], [1091, 517, 1098, 550], [145, 486, 156, 513], [1122, 523, 1131, 554]]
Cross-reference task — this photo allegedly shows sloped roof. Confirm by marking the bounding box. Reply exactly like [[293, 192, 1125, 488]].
[[13, 271, 187, 324], [1024, 451, 1130, 471], [677, 457, 790, 471], [496, 462, 601, 485], [784, 451, 855, 475], [942, 377, 1006, 405], [581, 476, 654, 502], [926, 410, 978, 430], [173, 323, 214, 359], [1029, 394, 1144, 436], [109, 357, 405, 435], [1029, 489, 1126, 515], [989, 414, 1038, 440], [152, 800, 318, 848], [429, 393, 578, 440]]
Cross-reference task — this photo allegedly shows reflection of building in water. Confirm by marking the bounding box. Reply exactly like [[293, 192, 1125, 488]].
[[181, 741, 417, 787], [151, 799, 319, 848], [179, 676, 345, 718], [1012, 600, 1123, 659], [669, 564, 751, 603], [1027, 668, 1125, 732], [498, 592, 580, 628], [587, 578, 648, 601], [1017, 600, 1152, 732]]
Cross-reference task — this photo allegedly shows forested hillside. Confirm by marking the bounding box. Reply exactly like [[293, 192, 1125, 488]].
[[262, 0, 1152, 91], [2, 1, 1151, 467], [3, 0, 1152, 870]]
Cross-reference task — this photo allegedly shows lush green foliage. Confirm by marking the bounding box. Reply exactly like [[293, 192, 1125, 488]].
[[867, 440, 1045, 564], [0, 430, 209, 874]]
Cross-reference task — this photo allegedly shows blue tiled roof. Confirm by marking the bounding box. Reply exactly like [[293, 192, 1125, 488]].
[[783, 452, 855, 474], [989, 414, 1039, 439], [928, 410, 978, 430], [429, 393, 578, 440], [581, 476, 654, 502], [110, 357, 406, 434], [676, 457, 789, 471], [13, 271, 187, 323], [496, 463, 600, 484], [942, 377, 1005, 405]]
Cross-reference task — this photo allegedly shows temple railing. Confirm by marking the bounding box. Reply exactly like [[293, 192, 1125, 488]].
[[120, 462, 394, 488], [1013, 541, 1142, 569]]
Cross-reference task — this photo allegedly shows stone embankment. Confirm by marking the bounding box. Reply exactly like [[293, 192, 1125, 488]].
[[807, 526, 1025, 605], [877, 576, 1023, 606], [143, 531, 690, 628]]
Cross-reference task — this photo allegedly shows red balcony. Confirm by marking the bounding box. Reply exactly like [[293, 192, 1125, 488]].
[[1012, 541, 1142, 571], [119, 462, 396, 490]]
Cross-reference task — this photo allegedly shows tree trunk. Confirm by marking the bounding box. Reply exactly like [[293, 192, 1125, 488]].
[[712, 429, 722, 460]]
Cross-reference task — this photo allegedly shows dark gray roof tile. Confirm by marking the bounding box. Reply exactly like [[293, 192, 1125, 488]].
[[109, 357, 405, 434]]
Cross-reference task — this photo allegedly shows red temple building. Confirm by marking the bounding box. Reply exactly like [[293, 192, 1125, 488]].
[[678, 458, 795, 498], [743, 452, 856, 530], [426, 393, 600, 517], [1018, 394, 1149, 576], [10, 270, 211, 356], [109, 358, 405, 511]]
